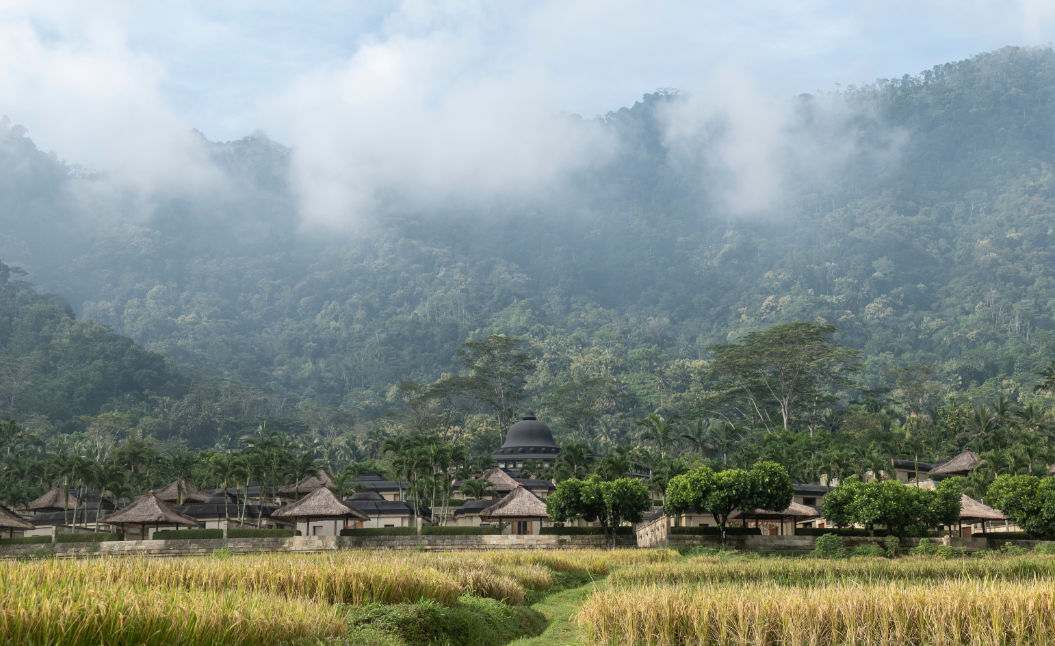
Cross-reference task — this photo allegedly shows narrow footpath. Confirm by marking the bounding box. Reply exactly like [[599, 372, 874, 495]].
[[510, 578, 604, 646]]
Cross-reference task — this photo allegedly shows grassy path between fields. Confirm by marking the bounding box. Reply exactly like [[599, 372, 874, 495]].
[[509, 576, 605, 646]]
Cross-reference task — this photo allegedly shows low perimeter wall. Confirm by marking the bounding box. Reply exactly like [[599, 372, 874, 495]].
[[0, 533, 636, 559]]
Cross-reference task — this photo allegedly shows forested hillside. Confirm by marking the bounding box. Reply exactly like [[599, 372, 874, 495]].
[[3, 47, 1055, 459]]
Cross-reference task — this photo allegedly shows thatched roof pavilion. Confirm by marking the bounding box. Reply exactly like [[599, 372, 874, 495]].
[[27, 486, 78, 512], [272, 486, 367, 535], [731, 501, 819, 536], [277, 469, 334, 498], [100, 493, 200, 539], [0, 503, 32, 536], [154, 480, 212, 504], [481, 486, 548, 519], [481, 467, 520, 492], [959, 495, 1006, 522], [481, 486, 549, 534], [930, 450, 983, 477]]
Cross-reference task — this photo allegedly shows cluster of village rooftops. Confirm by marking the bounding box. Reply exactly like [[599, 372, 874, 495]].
[[0, 412, 1018, 541]]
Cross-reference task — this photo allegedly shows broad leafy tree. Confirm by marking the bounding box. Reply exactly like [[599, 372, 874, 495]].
[[706, 323, 861, 433]]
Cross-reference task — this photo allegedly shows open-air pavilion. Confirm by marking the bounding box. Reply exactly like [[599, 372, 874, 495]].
[[0, 503, 33, 538], [99, 493, 200, 540], [480, 486, 550, 535], [731, 501, 820, 536], [271, 486, 368, 536], [958, 495, 1008, 536], [27, 486, 78, 514]]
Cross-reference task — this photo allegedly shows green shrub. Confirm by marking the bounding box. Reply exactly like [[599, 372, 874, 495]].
[[1034, 542, 1055, 554], [670, 526, 761, 536], [54, 533, 118, 543], [151, 529, 222, 540], [813, 533, 846, 558], [0, 535, 51, 545], [539, 526, 633, 535], [852, 543, 885, 558], [883, 536, 901, 557], [422, 526, 501, 535], [997, 541, 1029, 555], [227, 528, 295, 539], [910, 537, 964, 558], [340, 527, 417, 537]]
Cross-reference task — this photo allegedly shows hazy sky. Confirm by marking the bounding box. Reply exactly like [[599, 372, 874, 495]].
[[1, 1, 1053, 221]]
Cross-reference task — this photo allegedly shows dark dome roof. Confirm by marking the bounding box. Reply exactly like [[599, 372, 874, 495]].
[[499, 412, 557, 449]]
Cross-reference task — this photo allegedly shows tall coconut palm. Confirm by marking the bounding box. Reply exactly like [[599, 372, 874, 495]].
[[636, 412, 678, 459]]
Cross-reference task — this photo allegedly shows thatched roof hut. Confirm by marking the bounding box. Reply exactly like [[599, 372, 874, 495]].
[[27, 486, 78, 512], [277, 469, 335, 498], [0, 503, 32, 535], [930, 450, 983, 477], [481, 468, 520, 493], [959, 495, 1006, 522], [732, 501, 820, 521], [271, 486, 367, 536], [100, 493, 200, 537], [731, 501, 819, 536], [481, 486, 548, 520], [154, 480, 211, 504]]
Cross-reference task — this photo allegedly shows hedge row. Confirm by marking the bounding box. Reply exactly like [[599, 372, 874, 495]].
[[152, 529, 224, 540], [423, 526, 501, 535], [55, 532, 119, 543], [0, 535, 51, 545], [340, 526, 505, 536], [798, 528, 940, 538], [151, 528, 298, 540], [341, 527, 416, 536], [670, 526, 762, 536], [540, 526, 634, 535], [228, 528, 295, 538]]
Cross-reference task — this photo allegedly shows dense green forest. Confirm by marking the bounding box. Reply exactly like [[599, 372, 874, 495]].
[[3, 47, 1055, 499]]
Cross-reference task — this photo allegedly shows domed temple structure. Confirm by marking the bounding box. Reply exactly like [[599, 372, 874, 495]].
[[492, 411, 561, 472]]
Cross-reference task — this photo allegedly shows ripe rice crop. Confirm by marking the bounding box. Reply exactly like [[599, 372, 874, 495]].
[[0, 565, 345, 646], [7, 553, 464, 606], [609, 554, 1055, 587], [579, 579, 1055, 646]]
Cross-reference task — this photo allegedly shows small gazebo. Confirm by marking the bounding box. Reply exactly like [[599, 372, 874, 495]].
[[154, 480, 212, 505], [99, 493, 200, 540], [480, 485, 549, 535], [731, 501, 820, 536], [0, 503, 33, 538], [271, 486, 367, 536], [27, 486, 78, 513], [958, 495, 1007, 536], [929, 450, 983, 478]]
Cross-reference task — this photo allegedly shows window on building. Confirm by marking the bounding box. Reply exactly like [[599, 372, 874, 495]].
[[803, 497, 816, 506]]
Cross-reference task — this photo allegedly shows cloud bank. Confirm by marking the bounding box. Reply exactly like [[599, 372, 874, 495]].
[[0, 1, 1051, 225]]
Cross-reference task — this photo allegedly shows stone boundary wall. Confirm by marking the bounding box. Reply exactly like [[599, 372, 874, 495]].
[[1, 532, 1044, 560], [635, 516, 669, 549], [0, 533, 636, 559]]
